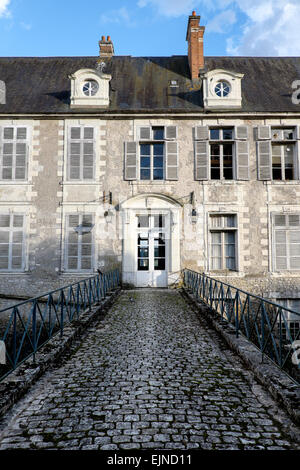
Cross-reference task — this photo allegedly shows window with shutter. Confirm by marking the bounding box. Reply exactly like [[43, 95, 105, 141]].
[[273, 214, 300, 271], [65, 213, 94, 271], [0, 127, 28, 181], [133, 125, 178, 181], [194, 126, 249, 181], [0, 214, 25, 271], [68, 126, 95, 181], [257, 126, 298, 181]]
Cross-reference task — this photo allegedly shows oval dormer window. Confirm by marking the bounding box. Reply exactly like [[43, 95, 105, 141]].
[[215, 81, 231, 98], [82, 80, 99, 97]]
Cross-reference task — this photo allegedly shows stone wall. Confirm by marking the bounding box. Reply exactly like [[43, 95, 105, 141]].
[[0, 116, 299, 302]]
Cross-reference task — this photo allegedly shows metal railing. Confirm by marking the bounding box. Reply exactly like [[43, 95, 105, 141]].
[[0, 269, 120, 382], [183, 269, 300, 384]]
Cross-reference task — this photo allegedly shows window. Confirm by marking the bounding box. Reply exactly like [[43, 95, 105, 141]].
[[272, 144, 294, 180], [0, 127, 28, 180], [140, 127, 164, 181], [209, 214, 237, 270], [257, 126, 299, 181], [0, 214, 25, 271], [276, 299, 300, 341], [68, 127, 95, 181], [210, 128, 233, 180], [273, 214, 300, 270], [65, 214, 94, 271], [124, 125, 178, 181], [82, 80, 99, 97], [194, 125, 249, 181], [214, 81, 231, 98]]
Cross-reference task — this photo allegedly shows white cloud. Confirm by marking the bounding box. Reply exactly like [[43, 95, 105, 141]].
[[137, 0, 300, 56], [100, 7, 135, 26], [206, 9, 236, 33], [20, 22, 32, 31], [137, 0, 196, 17], [0, 0, 10, 18], [227, 1, 300, 56]]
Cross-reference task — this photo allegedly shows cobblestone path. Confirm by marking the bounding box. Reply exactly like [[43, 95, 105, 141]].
[[0, 289, 299, 450]]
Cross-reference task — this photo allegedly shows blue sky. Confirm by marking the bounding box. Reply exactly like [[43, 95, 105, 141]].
[[0, 0, 299, 57]]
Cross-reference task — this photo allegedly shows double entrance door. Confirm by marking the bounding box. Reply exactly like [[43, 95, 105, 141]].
[[136, 213, 168, 287]]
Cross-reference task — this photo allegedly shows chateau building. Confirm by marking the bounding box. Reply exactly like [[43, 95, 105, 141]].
[[0, 11, 299, 325]]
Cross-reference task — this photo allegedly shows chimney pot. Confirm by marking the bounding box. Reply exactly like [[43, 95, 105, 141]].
[[99, 35, 114, 57], [192, 10, 196, 16]]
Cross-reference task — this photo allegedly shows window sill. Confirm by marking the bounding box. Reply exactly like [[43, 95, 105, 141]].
[[0, 181, 31, 185], [265, 181, 300, 186], [130, 181, 175, 186], [62, 181, 101, 185]]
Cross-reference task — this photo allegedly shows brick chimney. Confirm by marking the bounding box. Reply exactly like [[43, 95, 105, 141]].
[[186, 11, 205, 80], [99, 35, 114, 57]]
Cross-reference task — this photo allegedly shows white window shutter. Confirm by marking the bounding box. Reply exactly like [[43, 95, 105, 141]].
[[235, 126, 248, 140], [257, 126, 271, 140], [236, 141, 249, 180], [296, 126, 300, 140], [139, 127, 151, 140], [289, 230, 300, 269], [124, 142, 138, 180], [195, 141, 209, 180], [82, 141, 94, 180], [2, 142, 13, 180], [69, 137, 81, 180], [165, 141, 178, 180], [257, 141, 272, 180], [69, 126, 95, 181], [275, 230, 287, 270], [195, 126, 209, 141], [165, 126, 177, 140], [15, 143, 27, 180]]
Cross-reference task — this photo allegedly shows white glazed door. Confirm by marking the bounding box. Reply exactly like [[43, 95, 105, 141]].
[[136, 214, 168, 287]]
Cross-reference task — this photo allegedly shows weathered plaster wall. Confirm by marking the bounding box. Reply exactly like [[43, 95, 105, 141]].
[[0, 116, 299, 302]]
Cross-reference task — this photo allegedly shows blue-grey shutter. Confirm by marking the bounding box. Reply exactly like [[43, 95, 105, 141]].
[[195, 126, 209, 141], [165, 126, 177, 140], [236, 141, 249, 180], [139, 127, 151, 140], [257, 141, 272, 180], [165, 141, 178, 180], [195, 141, 209, 180], [124, 142, 138, 180], [235, 126, 248, 140], [257, 126, 271, 140]]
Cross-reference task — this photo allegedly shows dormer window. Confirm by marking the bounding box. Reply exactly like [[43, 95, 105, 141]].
[[202, 69, 244, 110], [69, 68, 111, 108]]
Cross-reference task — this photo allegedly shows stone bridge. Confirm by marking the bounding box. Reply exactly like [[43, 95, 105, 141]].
[[0, 289, 299, 451]]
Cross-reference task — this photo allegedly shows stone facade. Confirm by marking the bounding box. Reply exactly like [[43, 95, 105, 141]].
[[0, 12, 299, 309]]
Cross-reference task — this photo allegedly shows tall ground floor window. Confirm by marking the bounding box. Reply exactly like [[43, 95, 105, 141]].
[[0, 213, 25, 271], [65, 213, 94, 271], [209, 214, 237, 270]]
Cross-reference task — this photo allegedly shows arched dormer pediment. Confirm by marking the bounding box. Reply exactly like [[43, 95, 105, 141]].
[[69, 68, 111, 108], [202, 68, 244, 110]]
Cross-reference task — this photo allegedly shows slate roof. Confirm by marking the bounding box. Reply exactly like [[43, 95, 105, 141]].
[[0, 55, 300, 114]]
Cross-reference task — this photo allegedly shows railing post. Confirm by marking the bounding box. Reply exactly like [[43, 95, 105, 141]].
[[32, 301, 37, 363], [235, 291, 239, 338], [60, 290, 64, 339]]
